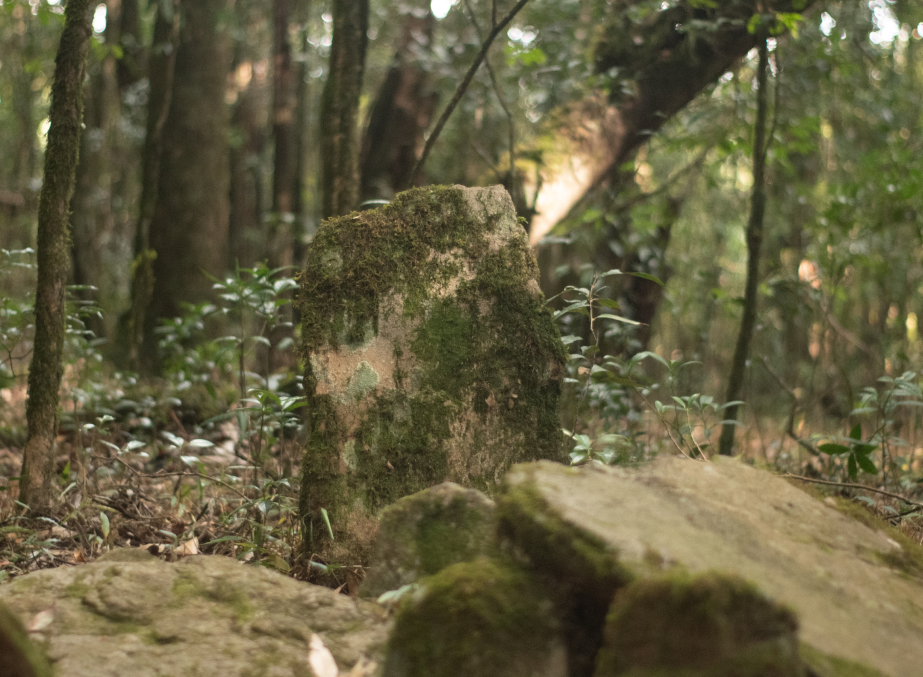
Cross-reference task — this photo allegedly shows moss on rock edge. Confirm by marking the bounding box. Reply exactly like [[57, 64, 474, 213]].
[[594, 571, 803, 677], [383, 557, 567, 677]]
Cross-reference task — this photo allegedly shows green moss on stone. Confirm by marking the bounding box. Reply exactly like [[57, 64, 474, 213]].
[[383, 557, 563, 677], [595, 571, 802, 677], [498, 468, 630, 591], [361, 483, 497, 597], [298, 186, 567, 552], [170, 569, 253, 622], [497, 467, 632, 677], [797, 486, 923, 580], [0, 602, 53, 677], [798, 643, 888, 677]]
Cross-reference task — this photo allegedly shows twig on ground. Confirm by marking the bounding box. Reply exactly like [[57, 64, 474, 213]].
[[96, 455, 249, 500], [783, 473, 923, 509], [759, 357, 820, 457]]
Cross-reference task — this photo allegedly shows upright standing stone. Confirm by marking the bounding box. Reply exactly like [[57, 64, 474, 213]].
[[298, 185, 566, 560]]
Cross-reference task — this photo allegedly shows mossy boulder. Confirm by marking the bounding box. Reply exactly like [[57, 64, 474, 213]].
[[497, 457, 923, 677], [361, 481, 497, 598], [297, 185, 567, 558], [594, 571, 802, 677], [383, 557, 567, 677], [0, 600, 53, 677], [0, 548, 389, 677]]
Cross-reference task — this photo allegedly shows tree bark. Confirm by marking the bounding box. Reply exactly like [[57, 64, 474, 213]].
[[129, 0, 179, 373], [359, 11, 437, 203], [21, 0, 93, 512], [530, 0, 820, 242], [718, 37, 770, 456], [319, 0, 369, 218], [148, 0, 232, 332], [70, 0, 123, 340], [267, 0, 299, 268]]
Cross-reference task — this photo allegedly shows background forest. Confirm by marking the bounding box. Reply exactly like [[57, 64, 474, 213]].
[[1, 0, 923, 580]]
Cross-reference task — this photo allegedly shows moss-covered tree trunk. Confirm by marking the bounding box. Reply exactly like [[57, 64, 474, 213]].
[[718, 37, 770, 456], [148, 0, 232, 337], [129, 0, 179, 373], [319, 0, 368, 218], [20, 0, 93, 512]]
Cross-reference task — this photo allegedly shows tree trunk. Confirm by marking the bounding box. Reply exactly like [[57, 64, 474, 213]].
[[718, 37, 770, 456], [267, 0, 299, 268], [319, 0, 369, 218], [70, 0, 122, 340], [129, 0, 179, 373], [21, 0, 93, 513], [359, 11, 437, 203], [148, 0, 232, 333]]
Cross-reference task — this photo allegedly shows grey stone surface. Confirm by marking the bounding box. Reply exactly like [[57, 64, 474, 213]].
[[499, 457, 923, 677], [0, 549, 389, 677]]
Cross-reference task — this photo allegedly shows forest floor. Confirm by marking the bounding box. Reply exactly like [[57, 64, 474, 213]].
[[2, 375, 923, 592]]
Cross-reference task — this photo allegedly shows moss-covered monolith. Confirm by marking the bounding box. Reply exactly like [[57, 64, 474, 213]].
[[298, 185, 566, 560]]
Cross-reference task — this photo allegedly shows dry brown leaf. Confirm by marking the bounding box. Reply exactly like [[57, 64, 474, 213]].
[[27, 604, 55, 633], [175, 537, 200, 556]]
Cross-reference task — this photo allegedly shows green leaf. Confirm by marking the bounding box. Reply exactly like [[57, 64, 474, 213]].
[[596, 298, 621, 310], [855, 453, 878, 475], [849, 424, 862, 441], [847, 455, 858, 480], [319, 507, 335, 541], [818, 443, 850, 455], [631, 351, 670, 369], [100, 512, 110, 539]]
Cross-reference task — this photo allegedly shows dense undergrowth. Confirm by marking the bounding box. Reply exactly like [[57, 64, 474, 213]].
[[1, 250, 922, 592]]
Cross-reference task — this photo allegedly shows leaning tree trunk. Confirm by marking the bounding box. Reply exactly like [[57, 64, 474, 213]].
[[359, 10, 437, 203], [319, 0, 369, 218], [148, 0, 232, 338], [718, 37, 770, 456], [20, 0, 93, 512]]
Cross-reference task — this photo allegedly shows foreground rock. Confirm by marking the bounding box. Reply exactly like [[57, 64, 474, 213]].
[[0, 549, 388, 677], [378, 457, 920, 676], [361, 482, 497, 599], [297, 185, 566, 561], [0, 600, 52, 677], [499, 457, 921, 677]]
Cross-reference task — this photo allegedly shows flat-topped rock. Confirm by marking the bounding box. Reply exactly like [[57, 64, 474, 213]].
[[499, 457, 923, 677], [0, 549, 389, 677]]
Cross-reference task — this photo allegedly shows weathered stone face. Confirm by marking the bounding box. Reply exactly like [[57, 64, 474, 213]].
[[498, 457, 923, 677], [0, 549, 389, 677], [298, 185, 566, 558]]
